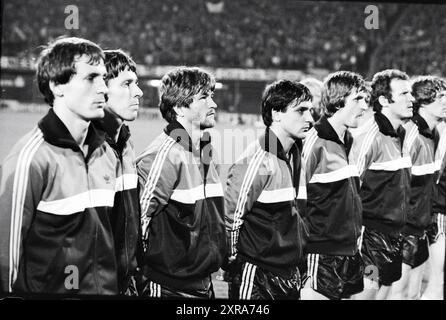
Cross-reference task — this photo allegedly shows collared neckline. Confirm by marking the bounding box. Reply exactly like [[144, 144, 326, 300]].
[[259, 127, 301, 163], [93, 111, 131, 153], [314, 116, 353, 154], [259, 127, 302, 193], [374, 112, 406, 141], [412, 113, 436, 140], [38, 108, 106, 159], [164, 120, 211, 155]]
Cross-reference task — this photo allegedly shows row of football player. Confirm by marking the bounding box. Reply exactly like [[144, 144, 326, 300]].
[[0, 36, 444, 300]]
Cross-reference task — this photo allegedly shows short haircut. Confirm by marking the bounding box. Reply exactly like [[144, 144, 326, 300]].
[[159, 67, 215, 123], [411, 76, 446, 113], [37, 37, 104, 106], [300, 78, 324, 95], [320, 71, 366, 117], [261, 80, 313, 127], [370, 69, 409, 112], [103, 49, 137, 84]]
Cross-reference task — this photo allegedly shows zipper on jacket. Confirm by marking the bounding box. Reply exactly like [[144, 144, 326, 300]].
[[119, 152, 130, 285], [344, 146, 359, 255], [83, 153, 100, 293]]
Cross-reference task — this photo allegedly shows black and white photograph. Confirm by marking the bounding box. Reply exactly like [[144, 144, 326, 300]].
[[0, 0, 445, 309]]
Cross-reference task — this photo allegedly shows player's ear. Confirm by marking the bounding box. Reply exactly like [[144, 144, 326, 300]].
[[49, 81, 64, 98], [271, 109, 281, 123], [378, 95, 389, 108], [173, 105, 184, 118]]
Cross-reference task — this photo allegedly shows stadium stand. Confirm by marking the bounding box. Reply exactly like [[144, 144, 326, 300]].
[[2, 0, 445, 76]]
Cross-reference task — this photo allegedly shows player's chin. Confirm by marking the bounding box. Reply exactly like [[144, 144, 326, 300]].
[[89, 109, 105, 119], [295, 130, 308, 140], [200, 120, 215, 130], [125, 111, 138, 121]]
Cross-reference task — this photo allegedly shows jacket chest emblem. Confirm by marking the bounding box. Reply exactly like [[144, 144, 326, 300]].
[[103, 174, 111, 184]]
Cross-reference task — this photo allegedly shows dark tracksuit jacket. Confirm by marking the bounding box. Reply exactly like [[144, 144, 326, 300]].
[[136, 121, 227, 290], [94, 113, 141, 294], [349, 112, 411, 236], [433, 123, 446, 216], [225, 127, 308, 279], [302, 116, 362, 256], [0, 108, 119, 294], [403, 114, 438, 236]]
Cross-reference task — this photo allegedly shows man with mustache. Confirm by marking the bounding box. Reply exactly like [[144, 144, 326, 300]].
[[224, 80, 312, 300], [93, 49, 144, 296], [351, 69, 415, 300], [301, 71, 368, 300], [137, 67, 226, 298]]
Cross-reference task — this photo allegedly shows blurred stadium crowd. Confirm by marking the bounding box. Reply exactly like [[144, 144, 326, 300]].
[[2, 0, 446, 76]]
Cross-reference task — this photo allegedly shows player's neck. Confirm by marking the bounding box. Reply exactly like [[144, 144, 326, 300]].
[[381, 109, 402, 131], [53, 103, 90, 150], [418, 108, 438, 131], [270, 126, 295, 154], [327, 115, 347, 142], [104, 110, 124, 142], [177, 117, 201, 150]]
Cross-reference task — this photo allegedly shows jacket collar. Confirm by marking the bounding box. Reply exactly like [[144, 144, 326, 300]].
[[412, 113, 436, 140], [314, 116, 353, 155], [38, 108, 106, 156], [259, 127, 301, 162], [93, 111, 131, 153], [164, 120, 211, 156], [375, 112, 406, 142], [259, 127, 302, 192]]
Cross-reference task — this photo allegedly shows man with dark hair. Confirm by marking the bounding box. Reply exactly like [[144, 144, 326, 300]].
[[393, 76, 446, 300], [350, 69, 414, 300], [0, 37, 119, 294], [93, 49, 144, 296], [301, 71, 367, 300], [224, 80, 311, 300], [136, 67, 226, 299]]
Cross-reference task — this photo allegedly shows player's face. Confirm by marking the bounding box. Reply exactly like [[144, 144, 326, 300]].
[[279, 99, 313, 139], [185, 90, 218, 129], [106, 67, 143, 121], [387, 79, 415, 120], [339, 89, 368, 128], [59, 55, 108, 121], [423, 90, 446, 120]]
